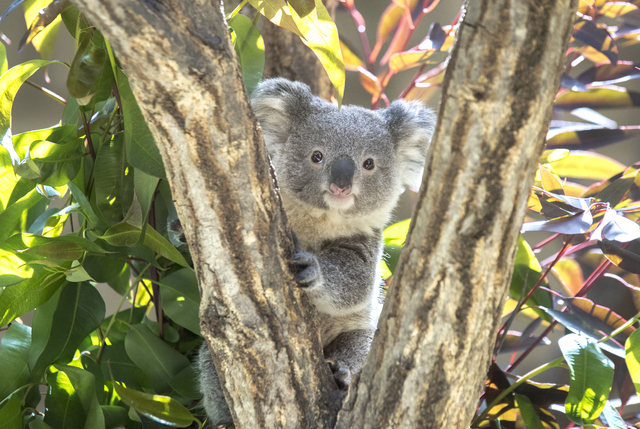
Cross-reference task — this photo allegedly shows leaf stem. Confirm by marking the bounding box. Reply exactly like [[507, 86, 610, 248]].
[[24, 80, 66, 104], [227, 0, 248, 21]]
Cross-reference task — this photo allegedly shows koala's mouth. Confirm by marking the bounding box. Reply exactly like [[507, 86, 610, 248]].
[[324, 191, 355, 210]]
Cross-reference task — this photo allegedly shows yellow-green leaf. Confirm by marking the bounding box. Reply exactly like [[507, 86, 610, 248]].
[[289, 0, 344, 107], [247, 0, 303, 37]]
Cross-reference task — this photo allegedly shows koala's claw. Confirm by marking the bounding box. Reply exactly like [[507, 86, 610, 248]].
[[326, 358, 350, 390], [289, 252, 320, 287]]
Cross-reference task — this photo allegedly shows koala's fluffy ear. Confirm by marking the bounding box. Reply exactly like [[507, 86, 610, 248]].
[[381, 100, 437, 187], [251, 78, 314, 148]]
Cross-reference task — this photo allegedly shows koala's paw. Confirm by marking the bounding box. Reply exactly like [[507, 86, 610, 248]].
[[289, 252, 320, 288], [326, 358, 350, 391], [168, 219, 187, 244]]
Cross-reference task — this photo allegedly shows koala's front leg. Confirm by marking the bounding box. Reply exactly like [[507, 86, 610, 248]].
[[289, 234, 381, 317], [324, 329, 375, 389]]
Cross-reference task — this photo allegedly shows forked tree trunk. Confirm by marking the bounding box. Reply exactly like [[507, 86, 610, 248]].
[[70, 0, 341, 427], [70, 0, 577, 428], [336, 1, 577, 428]]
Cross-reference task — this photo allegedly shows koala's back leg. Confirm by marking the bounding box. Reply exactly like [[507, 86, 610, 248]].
[[323, 329, 374, 389], [198, 344, 233, 428]]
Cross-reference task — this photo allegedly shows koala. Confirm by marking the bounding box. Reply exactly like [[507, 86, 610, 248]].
[[173, 78, 436, 427]]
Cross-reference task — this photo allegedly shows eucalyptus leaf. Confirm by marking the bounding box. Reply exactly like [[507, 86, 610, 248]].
[[0, 323, 31, 401], [112, 381, 198, 428], [124, 324, 190, 394], [94, 133, 134, 224], [559, 334, 614, 425], [229, 14, 265, 96], [43, 370, 88, 429], [31, 283, 106, 378], [0, 393, 22, 429], [159, 268, 201, 335], [53, 365, 105, 429]]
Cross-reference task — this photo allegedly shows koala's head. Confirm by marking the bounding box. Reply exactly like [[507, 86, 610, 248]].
[[251, 78, 436, 217]]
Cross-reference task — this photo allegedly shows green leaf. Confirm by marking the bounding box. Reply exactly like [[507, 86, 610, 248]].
[[94, 133, 134, 224], [229, 14, 265, 96], [559, 333, 614, 425], [514, 393, 544, 429], [124, 324, 190, 394], [112, 382, 198, 428], [247, 0, 303, 38], [67, 182, 109, 233], [601, 403, 626, 429], [66, 29, 112, 106], [509, 237, 552, 321], [29, 286, 61, 370], [43, 369, 88, 429], [0, 43, 7, 76], [547, 126, 640, 150], [0, 270, 66, 328], [29, 419, 53, 429], [625, 328, 640, 395], [132, 168, 160, 244], [99, 344, 148, 391], [100, 405, 127, 429], [53, 365, 105, 429], [0, 393, 22, 429], [100, 222, 189, 267], [159, 269, 201, 335], [168, 365, 202, 400], [0, 189, 44, 243], [115, 68, 165, 179], [383, 218, 411, 247], [10, 233, 108, 260], [543, 150, 626, 181], [288, 0, 344, 107], [0, 59, 59, 152], [0, 323, 31, 401], [30, 283, 106, 377]]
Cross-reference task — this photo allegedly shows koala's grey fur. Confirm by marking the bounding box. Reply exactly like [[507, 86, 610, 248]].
[[197, 78, 436, 427]]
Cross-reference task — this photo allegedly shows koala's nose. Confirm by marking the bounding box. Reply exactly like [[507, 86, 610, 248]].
[[330, 158, 356, 189]]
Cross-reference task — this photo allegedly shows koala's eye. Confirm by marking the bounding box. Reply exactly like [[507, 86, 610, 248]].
[[311, 151, 324, 163], [363, 158, 375, 170]]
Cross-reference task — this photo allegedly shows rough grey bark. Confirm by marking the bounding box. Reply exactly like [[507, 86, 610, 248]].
[[335, 1, 578, 428], [69, 0, 341, 428]]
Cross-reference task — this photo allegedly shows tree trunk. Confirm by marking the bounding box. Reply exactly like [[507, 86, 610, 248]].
[[335, 1, 578, 428], [69, 0, 341, 427], [69, 0, 578, 427]]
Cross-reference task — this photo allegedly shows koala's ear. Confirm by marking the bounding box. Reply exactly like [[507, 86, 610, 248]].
[[251, 78, 314, 148], [381, 100, 437, 187]]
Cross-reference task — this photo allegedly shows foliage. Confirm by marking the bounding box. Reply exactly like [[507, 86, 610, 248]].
[[1, 0, 640, 428]]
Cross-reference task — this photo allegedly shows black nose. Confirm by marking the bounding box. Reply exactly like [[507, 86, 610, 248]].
[[330, 158, 356, 189]]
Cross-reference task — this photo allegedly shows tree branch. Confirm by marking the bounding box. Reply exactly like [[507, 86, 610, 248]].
[[69, 0, 340, 427], [336, 0, 578, 427]]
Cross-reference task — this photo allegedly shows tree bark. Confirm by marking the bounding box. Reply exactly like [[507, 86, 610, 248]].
[[335, 1, 577, 428], [69, 0, 340, 427]]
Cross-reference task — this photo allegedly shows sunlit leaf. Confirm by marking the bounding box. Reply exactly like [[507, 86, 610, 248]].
[[552, 259, 585, 297], [388, 49, 448, 73], [53, 364, 105, 429], [599, 239, 640, 274], [380, 15, 412, 65], [371, 0, 419, 62], [567, 296, 635, 338], [601, 2, 638, 18], [112, 381, 198, 427], [289, 0, 344, 107], [229, 14, 265, 96], [0, 42, 6, 76], [358, 66, 382, 96], [340, 39, 363, 71], [247, 0, 303, 38], [0, 270, 66, 328], [44, 369, 88, 428], [559, 334, 614, 424], [554, 87, 640, 110], [545, 150, 626, 180], [573, 20, 618, 64], [22, 0, 67, 61], [591, 208, 640, 242], [509, 237, 552, 321], [626, 328, 640, 396], [66, 29, 113, 106]]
